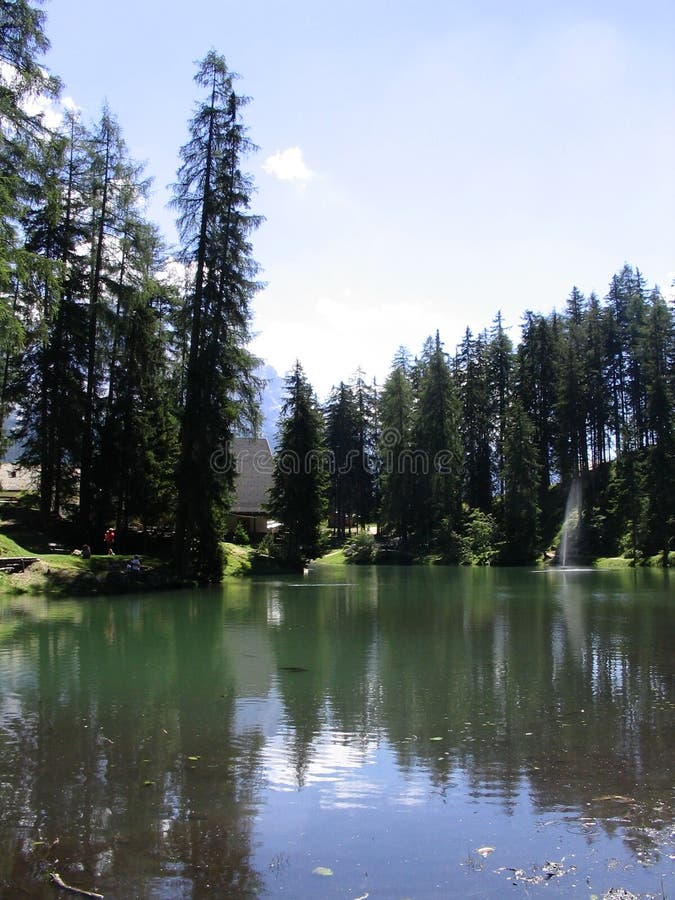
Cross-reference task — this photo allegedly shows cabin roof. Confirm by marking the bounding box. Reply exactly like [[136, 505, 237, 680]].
[[229, 437, 274, 515], [0, 441, 275, 514]]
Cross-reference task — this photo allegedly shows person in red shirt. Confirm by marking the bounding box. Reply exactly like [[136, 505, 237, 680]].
[[104, 528, 115, 555]]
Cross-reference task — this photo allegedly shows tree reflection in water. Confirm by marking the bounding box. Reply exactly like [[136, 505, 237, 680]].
[[0, 568, 672, 898]]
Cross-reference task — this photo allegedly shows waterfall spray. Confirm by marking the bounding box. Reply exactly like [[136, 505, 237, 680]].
[[559, 478, 582, 568]]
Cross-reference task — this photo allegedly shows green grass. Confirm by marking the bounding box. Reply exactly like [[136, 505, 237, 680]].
[[222, 542, 254, 576], [644, 551, 673, 567], [0, 531, 34, 558], [593, 553, 673, 569], [0, 518, 171, 595], [593, 556, 633, 569], [313, 548, 347, 566], [39, 553, 89, 570]]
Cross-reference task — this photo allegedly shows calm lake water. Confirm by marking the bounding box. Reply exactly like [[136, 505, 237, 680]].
[[0, 565, 673, 899]]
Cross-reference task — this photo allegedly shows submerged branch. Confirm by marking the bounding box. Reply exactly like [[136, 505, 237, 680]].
[[49, 872, 104, 899]]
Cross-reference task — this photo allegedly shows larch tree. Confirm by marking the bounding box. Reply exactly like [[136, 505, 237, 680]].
[[172, 51, 263, 581], [11, 120, 88, 525], [79, 106, 132, 536], [0, 0, 60, 442]]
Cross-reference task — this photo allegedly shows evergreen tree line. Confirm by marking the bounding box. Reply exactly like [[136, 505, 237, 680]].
[[2, 3, 673, 578], [1, 2, 261, 580], [272, 266, 674, 567]]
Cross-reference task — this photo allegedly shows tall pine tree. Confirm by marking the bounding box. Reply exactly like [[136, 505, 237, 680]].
[[172, 51, 263, 581]]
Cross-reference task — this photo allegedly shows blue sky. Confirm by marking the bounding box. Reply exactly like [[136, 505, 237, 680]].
[[42, 0, 674, 398]]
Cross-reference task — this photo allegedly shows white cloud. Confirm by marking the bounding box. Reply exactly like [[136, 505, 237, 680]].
[[22, 92, 62, 130], [262, 146, 315, 183], [157, 257, 192, 290], [61, 96, 81, 114], [1, 62, 63, 130], [252, 286, 439, 398], [0, 61, 16, 87]]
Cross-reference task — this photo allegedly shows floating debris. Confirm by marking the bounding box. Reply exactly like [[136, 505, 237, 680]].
[[497, 858, 576, 885]]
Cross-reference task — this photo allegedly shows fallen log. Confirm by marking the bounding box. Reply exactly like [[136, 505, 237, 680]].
[[49, 871, 103, 899]]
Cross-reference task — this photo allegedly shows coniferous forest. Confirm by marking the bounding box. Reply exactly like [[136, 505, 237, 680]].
[[1, 1, 673, 580]]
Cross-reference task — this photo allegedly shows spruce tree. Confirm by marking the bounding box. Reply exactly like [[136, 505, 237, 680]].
[[268, 362, 328, 567], [604, 270, 631, 457], [585, 292, 611, 468], [412, 332, 462, 548], [456, 328, 492, 512], [516, 312, 560, 515], [641, 289, 675, 562], [378, 349, 415, 544], [502, 398, 540, 563], [324, 381, 359, 538], [94, 224, 180, 543], [487, 312, 513, 502], [556, 286, 589, 483], [351, 369, 379, 529], [172, 51, 263, 581]]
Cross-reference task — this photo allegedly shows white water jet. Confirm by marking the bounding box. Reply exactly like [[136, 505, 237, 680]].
[[559, 478, 582, 568]]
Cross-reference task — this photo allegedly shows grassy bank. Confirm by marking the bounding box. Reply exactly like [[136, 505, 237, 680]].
[[222, 542, 254, 576], [312, 548, 347, 566], [0, 495, 180, 595], [0, 529, 282, 595], [593, 552, 673, 569], [0, 537, 174, 596]]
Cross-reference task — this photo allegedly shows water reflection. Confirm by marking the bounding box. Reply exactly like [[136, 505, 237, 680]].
[[0, 568, 673, 898]]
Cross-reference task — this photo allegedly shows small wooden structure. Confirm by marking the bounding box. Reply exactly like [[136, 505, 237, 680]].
[[0, 556, 39, 573]]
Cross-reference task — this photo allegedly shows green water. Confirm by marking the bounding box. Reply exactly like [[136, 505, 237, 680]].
[[0, 566, 673, 899]]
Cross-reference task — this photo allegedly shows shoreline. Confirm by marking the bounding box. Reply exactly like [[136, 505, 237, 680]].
[[0, 534, 670, 599]]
